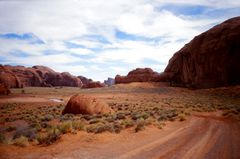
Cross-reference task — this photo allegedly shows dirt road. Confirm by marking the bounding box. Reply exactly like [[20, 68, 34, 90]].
[[1, 112, 240, 159]]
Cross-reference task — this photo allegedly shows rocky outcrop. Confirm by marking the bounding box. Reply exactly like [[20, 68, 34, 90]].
[[0, 65, 83, 88], [78, 76, 93, 87], [0, 65, 22, 88], [3, 65, 44, 87], [82, 81, 105, 88], [62, 94, 113, 115], [162, 17, 240, 88], [78, 76, 105, 88], [104, 78, 115, 86], [0, 83, 10, 95], [115, 68, 161, 84]]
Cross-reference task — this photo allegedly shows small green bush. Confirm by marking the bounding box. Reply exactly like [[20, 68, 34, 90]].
[[135, 119, 145, 133], [42, 114, 54, 122], [122, 119, 135, 128], [86, 123, 107, 134], [30, 123, 42, 132], [178, 114, 186, 121], [155, 122, 166, 129], [105, 115, 116, 122], [72, 120, 84, 131], [13, 128, 37, 141], [13, 136, 29, 147], [37, 127, 61, 145], [0, 133, 5, 143], [89, 118, 102, 124], [112, 122, 123, 133], [58, 121, 73, 134], [116, 112, 126, 120]]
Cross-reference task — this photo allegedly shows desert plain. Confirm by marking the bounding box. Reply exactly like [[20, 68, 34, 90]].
[[0, 82, 240, 159]]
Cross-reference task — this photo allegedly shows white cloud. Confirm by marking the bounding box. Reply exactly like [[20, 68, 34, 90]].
[[93, 40, 184, 65], [154, 0, 240, 9], [0, 0, 239, 81]]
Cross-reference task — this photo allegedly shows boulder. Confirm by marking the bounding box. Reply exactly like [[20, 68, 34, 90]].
[[62, 94, 112, 115], [115, 68, 161, 84], [0, 83, 10, 95], [162, 17, 240, 88]]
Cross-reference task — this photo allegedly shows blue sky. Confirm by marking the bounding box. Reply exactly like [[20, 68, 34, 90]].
[[0, 0, 240, 81]]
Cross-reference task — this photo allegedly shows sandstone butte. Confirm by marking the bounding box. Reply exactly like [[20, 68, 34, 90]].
[[161, 16, 240, 88], [115, 17, 240, 88], [0, 65, 82, 88], [115, 68, 161, 84]]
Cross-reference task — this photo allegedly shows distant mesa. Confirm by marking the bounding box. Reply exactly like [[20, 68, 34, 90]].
[[78, 75, 105, 88], [104, 77, 115, 86], [115, 68, 162, 84], [161, 16, 240, 88], [82, 81, 105, 89], [62, 94, 113, 115], [0, 65, 83, 88]]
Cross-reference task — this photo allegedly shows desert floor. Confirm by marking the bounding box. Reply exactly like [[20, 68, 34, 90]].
[[0, 82, 240, 159]]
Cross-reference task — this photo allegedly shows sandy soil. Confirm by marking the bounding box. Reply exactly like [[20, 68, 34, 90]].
[[1, 112, 239, 159], [0, 83, 240, 159]]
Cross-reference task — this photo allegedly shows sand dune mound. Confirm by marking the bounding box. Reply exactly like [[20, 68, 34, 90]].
[[62, 94, 112, 115]]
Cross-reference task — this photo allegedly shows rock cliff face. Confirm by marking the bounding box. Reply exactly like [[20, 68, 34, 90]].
[[115, 68, 161, 84], [78, 76, 93, 87], [0, 65, 22, 88], [0, 65, 83, 88], [162, 17, 240, 88], [78, 76, 105, 88]]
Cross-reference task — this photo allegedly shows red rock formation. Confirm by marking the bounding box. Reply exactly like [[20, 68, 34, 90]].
[[78, 76, 93, 87], [3, 65, 44, 87], [0, 83, 10, 95], [78, 76, 105, 88], [62, 94, 113, 115], [82, 81, 105, 88], [0, 65, 22, 88], [0, 65, 83, 88], [162, 17, 240, 88], [115, 68, 161, 84]]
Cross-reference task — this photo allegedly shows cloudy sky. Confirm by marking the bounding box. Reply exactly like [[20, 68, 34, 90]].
[[0, 0, 239, 81]]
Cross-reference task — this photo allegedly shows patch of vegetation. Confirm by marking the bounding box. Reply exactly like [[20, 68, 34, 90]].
[[41, 114, 54, 122], [86, 123, 108, 134], [13, 136, 29, 147], [0, 133, 6, 144], [13, 128, 37, 141], [135, 119, 145, 133], [58, 121, 73, 134], [37, 127, 61, 145], [72, 120, 85, 131], [121, 119, 135, 128], [178, 114, 186, 121]]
